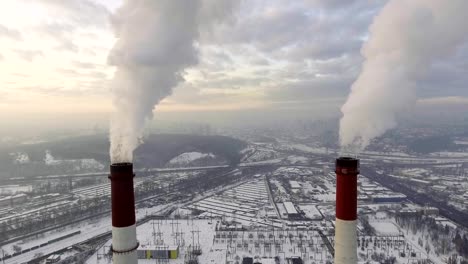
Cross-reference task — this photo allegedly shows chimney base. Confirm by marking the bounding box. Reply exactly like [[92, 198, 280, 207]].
[[334, 219, 358, 264]]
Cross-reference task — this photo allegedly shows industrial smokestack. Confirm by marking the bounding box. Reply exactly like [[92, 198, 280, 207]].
[[109, 163, 138, 264], [334, 157, 359, 264]]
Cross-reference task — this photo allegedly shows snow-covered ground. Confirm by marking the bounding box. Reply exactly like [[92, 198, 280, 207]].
[[42, 150, 105, 171], [286, 155, 309, 165], [243, 148, 280, 163], [240, 158, 284, 166], [429, 151, 468, 158], [168, 151, 216, 165], [453, 140, 468, 145], [400, 168, 431, 177], [9, 152, 30, 164], [0, 185, 32, 195], [369, 221, 401, 236], [288, 144, 329, 155]]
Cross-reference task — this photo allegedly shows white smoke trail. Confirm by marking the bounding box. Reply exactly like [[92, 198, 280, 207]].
[[108, 0, 237, 163], [339, 0, 468, 153]]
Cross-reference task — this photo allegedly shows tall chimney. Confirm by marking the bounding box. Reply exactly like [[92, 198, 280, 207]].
[[109, 163, 138, 264], [334, 157, 359, 264]]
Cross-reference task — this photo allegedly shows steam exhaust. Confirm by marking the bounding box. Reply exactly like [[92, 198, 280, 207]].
[[109, 163, 138, 264], [334, 157, 359, 264]]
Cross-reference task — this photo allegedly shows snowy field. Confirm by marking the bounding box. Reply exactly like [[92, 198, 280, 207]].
[[166, 151, 218, 167], [287, 155, 309, 165], [369, 221, 401, 236]]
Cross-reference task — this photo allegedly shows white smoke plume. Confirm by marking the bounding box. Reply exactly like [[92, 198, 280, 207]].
[[339, 0, 468, 153], [108, 0, 237, 163]]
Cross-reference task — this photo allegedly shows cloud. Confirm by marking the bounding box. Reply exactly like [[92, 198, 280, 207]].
[[193, 75, 266, 90], [56, 68, 80, 76], [72, 60, 98, 69], [88, 71, 107, 79], [33, 22, 80, 53], [1, 0, 467, 119], [0, 24, 22, 40], [267, 75, 353, 102], [16, 0, 111, 56], [220, 5, 310, 51], [37, 21, 76, 37], [55, 39, 79, 53], [306, 0, 358, 9], [418, 96, 468, 105], [56, 68, 108, 80], [208, 1, 380, 60], [19, 85, 78, 96], [19, 81, 109, 97], [285, 37, 363, 61], [181, 1, 380, 107], [32, 0, 110, 27], [198, 0, 468, 111], [416, 43, 468, 98], [14, 49, 43, 61], [249, 56, 270, 66]]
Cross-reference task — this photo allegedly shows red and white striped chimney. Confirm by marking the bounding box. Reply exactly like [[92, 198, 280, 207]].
[[334, 157, 359, 264], [109, 163, 139, 264]]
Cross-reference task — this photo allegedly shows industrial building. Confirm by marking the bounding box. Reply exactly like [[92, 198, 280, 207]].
[[371, 193, 406, 203], [242, 257, 254, 264], [289, 180, 301, 193], [136, 245, 178, 259], [283, 201, 301, 219], [45, 254, 61, 263], [289, 257, 304, 264]]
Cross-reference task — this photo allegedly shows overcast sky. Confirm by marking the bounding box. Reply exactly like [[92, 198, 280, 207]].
[[0, 0, 467, 136]]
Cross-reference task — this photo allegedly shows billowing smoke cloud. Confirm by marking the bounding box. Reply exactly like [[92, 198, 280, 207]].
[[339, 0, 468, 152], [109, 0, 237, 163]]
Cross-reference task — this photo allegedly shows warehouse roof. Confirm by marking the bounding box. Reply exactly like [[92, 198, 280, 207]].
[[283, 202, 298, 215]]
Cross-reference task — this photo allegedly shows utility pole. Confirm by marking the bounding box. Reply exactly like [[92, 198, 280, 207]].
[[152, 220, 157, 245], [1, 248, 5, 264]]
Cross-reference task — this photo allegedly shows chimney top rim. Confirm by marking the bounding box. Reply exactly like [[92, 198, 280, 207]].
[[336, 157, 359, 168]]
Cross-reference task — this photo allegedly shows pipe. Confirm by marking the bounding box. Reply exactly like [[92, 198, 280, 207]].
[[334, 157, 359, 264], [109, 163, 138, 264]]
